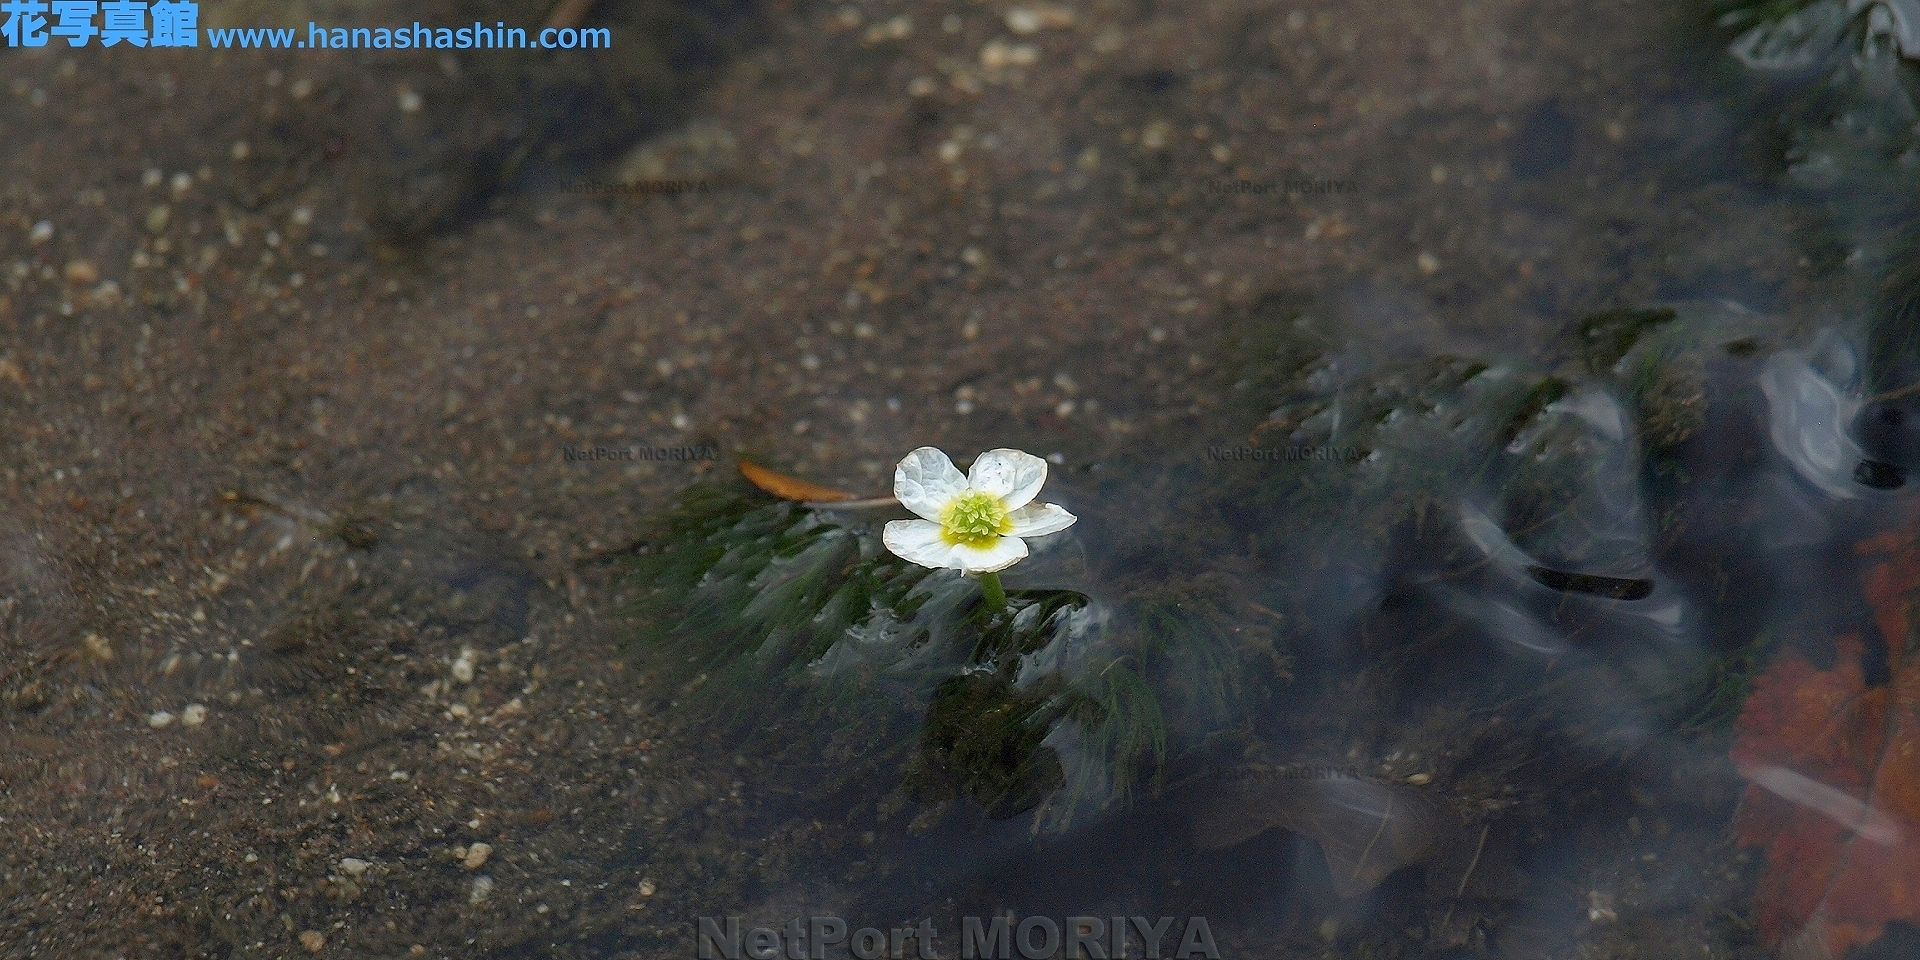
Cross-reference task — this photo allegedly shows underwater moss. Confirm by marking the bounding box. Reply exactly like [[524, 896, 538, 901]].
[[1494, 375, 1569, 448], [1663, 631, 1773, 733], [621, 482, 1183, 828], [907, 671, 1069, 820], [1573, 307, 1679, 376]]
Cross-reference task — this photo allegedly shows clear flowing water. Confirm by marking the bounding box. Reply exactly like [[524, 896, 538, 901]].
[[6, 1, 1920, 959]]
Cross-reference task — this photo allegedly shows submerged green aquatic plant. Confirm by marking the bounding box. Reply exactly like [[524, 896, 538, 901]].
[[622, 477, 1180, 829]]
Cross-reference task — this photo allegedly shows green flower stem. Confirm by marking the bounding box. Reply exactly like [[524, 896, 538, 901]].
[[977, 571, 1008, 612]]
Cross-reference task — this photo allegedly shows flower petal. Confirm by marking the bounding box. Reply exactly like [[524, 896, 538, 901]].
[[948, 535, 1029, 573], [967, 448, 1048, 509], [894, 447, 968, 522], [1008, 502, 1077, 538], [884, 519, 964, 569]]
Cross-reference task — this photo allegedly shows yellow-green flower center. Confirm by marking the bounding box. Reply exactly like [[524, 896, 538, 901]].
[[939, 491, 1013, 548]]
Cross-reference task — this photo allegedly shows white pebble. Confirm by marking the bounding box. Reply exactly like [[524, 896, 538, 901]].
[[463, 841, 493, 870], [180, 703, 208, 726], [231, 141, 251, 161], [451, 646, 477, 684], [398, 88, 423, 113], [147, 710, 176, 729], [468, 875, 495, 905], [1006, 4, 1074, 33], [28, 221, 53, 244], [339, 857, 371, 877]]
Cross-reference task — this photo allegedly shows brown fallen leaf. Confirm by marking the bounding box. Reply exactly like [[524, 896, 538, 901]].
[[738, 460, 864, 503], [1729, 520, 1920, 960]]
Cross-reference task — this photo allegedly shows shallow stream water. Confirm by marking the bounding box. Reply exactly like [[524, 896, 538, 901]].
[[5, 1, 1920, 959]]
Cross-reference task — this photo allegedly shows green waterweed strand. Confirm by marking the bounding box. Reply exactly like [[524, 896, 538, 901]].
[[978, 570, 1008, 612], [939, 491, 1013, 548]]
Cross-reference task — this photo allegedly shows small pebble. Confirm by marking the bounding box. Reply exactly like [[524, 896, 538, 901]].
[[451, 646, 476, 685], [339, 858, 371, 877], [170, 172, 193, 196], [862, 15, 912, 43], [462, 841, 492, 870], [147, 710, 176, 729], [1406, 772, 1432, 785], [231, 141, 251, 161], [145, 205, 171, 234], [1417, 252, 1441, 274], [299, 930, 326, 952], [1587, 890, 1618, 923], [639, 878, 657, 897], [397, 88, 423, 112], [28, 221, 53, 244], [980, 39, 1039, 71], [180, 703, 208, 727], [142, 168, 163, 188], [469, 874, 495, 905], [1006, 4, 1074, 33], [63, 260, 98, 285]]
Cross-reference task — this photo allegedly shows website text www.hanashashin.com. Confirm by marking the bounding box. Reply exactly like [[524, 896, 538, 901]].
[[214, 21, 611, 50], [1, 1, 608, 49]]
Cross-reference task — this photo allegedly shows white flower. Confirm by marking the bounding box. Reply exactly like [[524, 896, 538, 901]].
[[882, 447, 1077, 573]]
